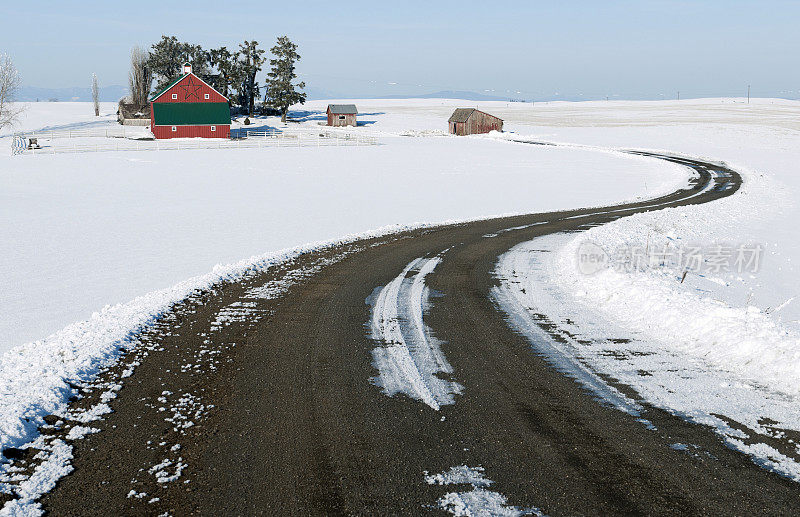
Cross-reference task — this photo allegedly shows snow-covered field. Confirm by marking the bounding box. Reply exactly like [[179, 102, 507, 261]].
[[0, 102, 119, 139], [0, 103, 683, 351]]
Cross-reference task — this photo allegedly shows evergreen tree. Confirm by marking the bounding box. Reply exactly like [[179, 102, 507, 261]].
[[236, 41, 265, 116], [184, 44, 212, 83], [148, 36, 212, 94], [264, 36, 306, 123], [209, 46, 238, 102], [148, 36, 185, 93]]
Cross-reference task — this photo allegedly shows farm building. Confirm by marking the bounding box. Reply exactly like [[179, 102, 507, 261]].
[[149, 63, 231, 139], [327, 104, 358, 127], [448, 108, 503, 136], [117, 100, 150, 126]]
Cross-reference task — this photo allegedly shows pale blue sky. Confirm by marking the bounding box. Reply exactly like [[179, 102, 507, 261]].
[[2, 0, 799, 100]]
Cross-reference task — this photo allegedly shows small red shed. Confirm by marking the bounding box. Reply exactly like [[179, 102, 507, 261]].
[[448, 108, 503, 136], [149, 63, 231, 139], [327, 104, 358, 127]]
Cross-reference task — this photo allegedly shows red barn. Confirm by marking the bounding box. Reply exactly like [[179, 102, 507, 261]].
[[149, 63, 231, 139]]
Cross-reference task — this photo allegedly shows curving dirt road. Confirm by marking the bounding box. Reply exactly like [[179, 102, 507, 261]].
[[16, 148, 800, 515]]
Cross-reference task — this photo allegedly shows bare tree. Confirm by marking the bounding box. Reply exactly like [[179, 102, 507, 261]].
[[0, 53, 23, 129], [92, 73, 100, 116], [128, 46, 152, 107]]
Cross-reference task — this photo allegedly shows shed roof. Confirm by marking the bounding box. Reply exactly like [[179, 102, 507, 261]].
[[448, 108, 503, 123], [448, 108, 475, 123], [152, 102, 231, 126], [328, 104, 358, 114]]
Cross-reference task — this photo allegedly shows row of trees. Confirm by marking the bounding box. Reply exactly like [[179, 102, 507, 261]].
[[129, 35, 306, 122]]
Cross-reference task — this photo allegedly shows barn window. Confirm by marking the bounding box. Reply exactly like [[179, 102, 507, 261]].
[[171, 126, 177, 132], [171, 93, 178, 100], [339, 115, 345, 120], [204, 93, 210, 99], [210, 126, 216, 132]]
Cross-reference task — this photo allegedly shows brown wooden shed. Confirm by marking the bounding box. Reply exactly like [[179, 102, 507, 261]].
[[327, 104, 358, 127], [448, 108, 503, 135]]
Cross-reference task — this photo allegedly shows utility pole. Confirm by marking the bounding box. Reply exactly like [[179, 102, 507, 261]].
[[677, 91, 680, 101], [748, 85, 751, 104]]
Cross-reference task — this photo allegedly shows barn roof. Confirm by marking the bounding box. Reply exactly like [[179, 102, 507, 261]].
[[448, 108, 503, 123], [152, 102, 231, 126], [150, 72, 229, 103], [328, 104, 358, 114], [150, 76, 185, 102]]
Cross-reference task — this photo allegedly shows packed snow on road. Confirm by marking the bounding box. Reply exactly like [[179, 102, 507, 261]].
[[368, 253, 461, 411]]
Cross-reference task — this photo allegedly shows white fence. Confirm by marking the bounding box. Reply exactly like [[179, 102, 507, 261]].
[[12, 129, 378, 156], [17, 126, 141, 140]]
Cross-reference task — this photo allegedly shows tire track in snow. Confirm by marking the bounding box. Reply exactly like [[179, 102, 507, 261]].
[[368, 252, 462, 410]]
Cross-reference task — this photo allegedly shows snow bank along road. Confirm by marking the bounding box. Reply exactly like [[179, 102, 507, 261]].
[[7, 147, 800, 515]]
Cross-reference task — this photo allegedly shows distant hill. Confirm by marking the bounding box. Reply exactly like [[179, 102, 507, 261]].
[[16, 85, 531, 104], [304, 86, 342, 101], [17, 85, 128, 102], [382, 90, 526, 102]]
